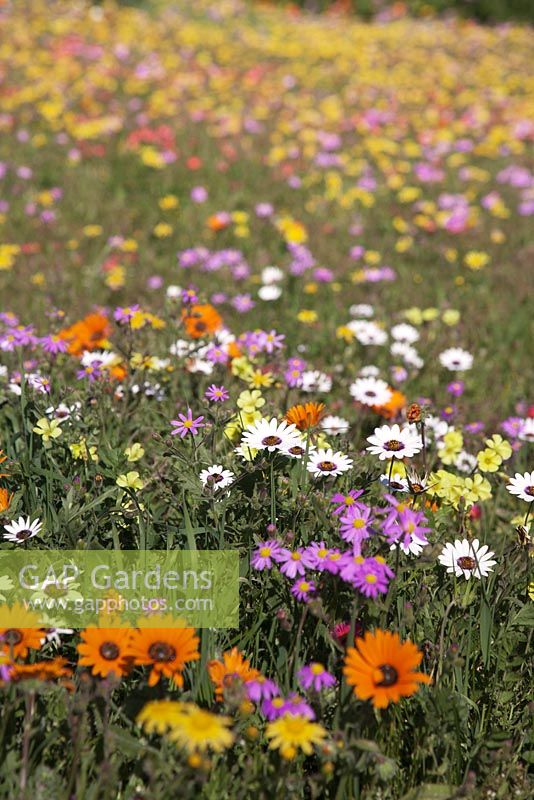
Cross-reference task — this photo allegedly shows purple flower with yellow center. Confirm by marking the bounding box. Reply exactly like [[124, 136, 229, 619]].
[[297, 662, 336, 692], [302, 541, 332, 570], [385, 509, 431, 549], [251, 540, 284, 570], [351, 559, 391, 598], [281, 693, 316, 719], [204, 384, 229, 403], [447, 380, 464, 397], [279, 549, 306, 578], [40, 335, 68, 355], [246, 676, 280, 703], [330, 489, 365, 516], [114, 305, 140, 324], [339, 505, 374, 552], [262, 695, 287, 720], [170, 409, 205, 438], [291, 578, 316, 602], [323, 549, 343, 575], [76, 364, 102, 382]]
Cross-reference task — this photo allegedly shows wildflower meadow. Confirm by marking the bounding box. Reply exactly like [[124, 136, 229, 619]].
[[0, 1, 532, 798]]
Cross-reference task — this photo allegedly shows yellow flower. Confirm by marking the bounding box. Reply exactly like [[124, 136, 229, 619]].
[[463, 474, 492, 505], [82, 225, 103, 238], [153, 222, 173, 238], [484, 434, 512, 461], [137, 700, 192, 735], [159, 195, 179, 210], [33, 417, 62, 443], [69, 439, 98, 462], [336, 325, 355, 342], [297, 309, 318, 324], [477, 448, 501, 473], [266, 714, 326, 760], [442, 309, 460, 326], [438, 430, 463, 465], [464, 251, 489, 270], [116, 471, 144, 491], [529, 582, 534, 602], [124, 443, 145, 462], [167, 705, 234, 754], [421, 307, 439, 321], [247, 370, 274, 389], [237, 390, 265, 414]]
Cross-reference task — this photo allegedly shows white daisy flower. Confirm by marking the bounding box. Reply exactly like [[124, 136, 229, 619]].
[[424, 415, 453, 443], [258, 285, 282, 301], [300, 370, 332, 393], [240, 418, 302, 454], [280, 434, 317, 460], [3, 516, 43, 544], [506, 471, 534, 502], [349, 303, 374, 318], [366, 423, 423, 460], [81, 350, 118, 368], [166, 284, 182, 299], [438, 538, 496, 580], [439, 347, 473, 371], [46, 402, 81, 422], [380, 474, 410, 492], [261, 266, 284, 284], [169, 339, 195, 357], [199, 465, 235, 490], [518, 418, 534, 443], [307, 448, 353, 477], [187, 357, 213, 375], [390, 323, 420, 343], [455, 451, 477, 473], [347, 320, 387, 346], [321, 415, 349, 435], [350, 377, 392, 407], [358, 365, 380, 377], [390, 535, 428, 556]]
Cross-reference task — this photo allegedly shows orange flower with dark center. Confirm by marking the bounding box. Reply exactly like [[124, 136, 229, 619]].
[[285, 402, 326, 431], [77, 627, 133, 678], [59, 312, 111, 356], [373, 389, 406, 420], [129, 627, 200, 687], [0, 627, 45, 659], [182, 304, 222, 339], [343, 629, 431, 708], [208, 647, 260, 700], [11, 657, 72, 683]]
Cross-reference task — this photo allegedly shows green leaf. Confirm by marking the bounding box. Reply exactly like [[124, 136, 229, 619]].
[[480, 599, 493, 667], [510, 605, 534, 627]]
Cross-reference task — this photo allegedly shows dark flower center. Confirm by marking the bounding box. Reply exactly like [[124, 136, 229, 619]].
[[99, 641, 120, 661], [148, 641, 176, 663], [318, 461, 336, 471], [377, 664, 398, 687], [15, 529, 33, 541], [457, 556, 476, 570], [207, 474, 223, 484], [4, 629, 23, 645], [194, 321, 207, 333], [262, 435, 282, 446], [526, 486, 534, 497], [384, 440, 404, 452], [288, 446, 305, 455]]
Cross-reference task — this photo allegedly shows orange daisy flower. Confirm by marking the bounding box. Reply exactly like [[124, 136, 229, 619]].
[[285, 402, 326, 431], [59, 312, 111, 356], [0, 628, 45, 659], [343, 629, 431, 708], [208, 647, 260, 700], [0, 487, 13, 513], [182, 304, 222, 339], [129, 627, 200, 687], [373, 389, 406, 420], [77, 627, 133, 678], [11, 657, 73, 683]]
